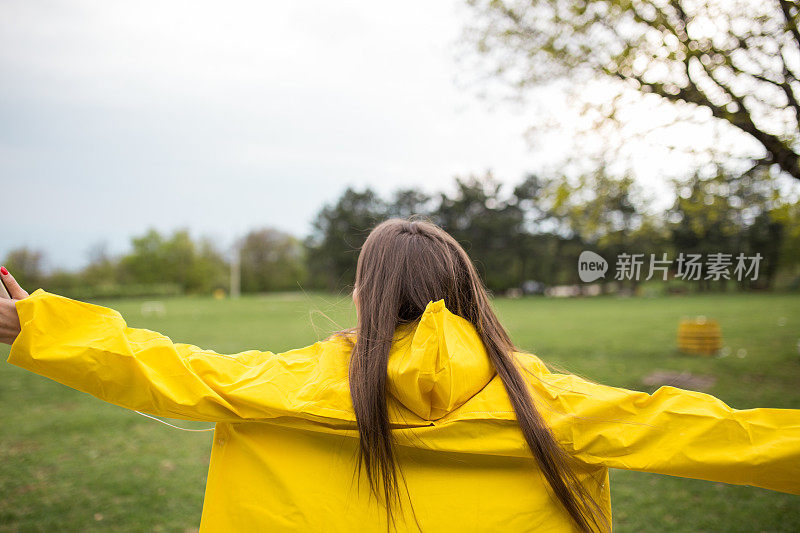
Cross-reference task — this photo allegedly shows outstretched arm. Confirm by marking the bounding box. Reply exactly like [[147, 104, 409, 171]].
[[530, 369, 800, 496], [3, 277, 347, 425]]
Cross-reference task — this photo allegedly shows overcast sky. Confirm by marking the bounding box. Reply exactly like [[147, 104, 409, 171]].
[[0, 0, 761, 272]]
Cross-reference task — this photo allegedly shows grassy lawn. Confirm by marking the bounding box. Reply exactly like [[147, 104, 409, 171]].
[[1, 292, 798, 532]]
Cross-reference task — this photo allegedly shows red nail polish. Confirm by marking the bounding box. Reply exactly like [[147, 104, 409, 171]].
[[0, 266, 7, 275]]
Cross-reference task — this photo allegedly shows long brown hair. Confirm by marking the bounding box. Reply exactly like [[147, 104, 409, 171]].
[[346, 217, 609, 532]]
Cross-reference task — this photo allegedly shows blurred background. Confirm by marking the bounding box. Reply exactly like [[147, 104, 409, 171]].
[[1, 1, 799, 532]]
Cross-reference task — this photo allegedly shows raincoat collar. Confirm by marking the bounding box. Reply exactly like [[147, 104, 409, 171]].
[[386, 300, 496, 421]]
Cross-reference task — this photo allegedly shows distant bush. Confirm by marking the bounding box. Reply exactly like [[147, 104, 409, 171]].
[[46, 283, 183, 301]]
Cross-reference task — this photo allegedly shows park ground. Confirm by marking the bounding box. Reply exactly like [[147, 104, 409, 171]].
[[1, 292, 798, 532]]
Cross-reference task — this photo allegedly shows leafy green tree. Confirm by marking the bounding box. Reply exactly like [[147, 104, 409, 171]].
[[120, 229, 183, 286], [119, 228, 227, 294], [667, 166, 785, 289], [240, 228, 306, 293], [386, 188, 433, 219], [509, 174, 562, 286], [511, 169, 654, 288], [432, 173, 525, 291], [191, 236, 229, 294], [567, 172, 639, 246], [464, 0, 800, 181], [305, 187, 388, 291], [770, 197, 800, 281]]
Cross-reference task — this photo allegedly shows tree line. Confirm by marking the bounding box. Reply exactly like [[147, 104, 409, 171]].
[[306, 168, 798, 293], [4, 167, 799, 298]]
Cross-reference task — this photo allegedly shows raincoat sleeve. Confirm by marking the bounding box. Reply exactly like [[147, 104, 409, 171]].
[[6, 288, 325, 423], [534, 369, 800, 495]]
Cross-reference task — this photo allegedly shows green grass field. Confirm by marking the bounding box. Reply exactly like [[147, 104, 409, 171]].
[[1, 292, 798, 532]]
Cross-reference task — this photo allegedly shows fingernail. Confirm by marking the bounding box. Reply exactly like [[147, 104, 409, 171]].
[[0, 266, 7, 275]]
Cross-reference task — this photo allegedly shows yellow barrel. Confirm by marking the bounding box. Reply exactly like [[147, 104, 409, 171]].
[[677, 317, 722, 356]]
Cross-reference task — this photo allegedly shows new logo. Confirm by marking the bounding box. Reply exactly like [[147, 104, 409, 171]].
[[578, 251, 608, 282]]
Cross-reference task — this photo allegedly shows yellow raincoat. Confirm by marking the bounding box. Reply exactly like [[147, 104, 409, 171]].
[[7, 289, 800, 532]]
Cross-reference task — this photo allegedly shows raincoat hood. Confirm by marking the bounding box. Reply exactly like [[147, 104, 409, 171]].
[[386, 300, 495, 421]]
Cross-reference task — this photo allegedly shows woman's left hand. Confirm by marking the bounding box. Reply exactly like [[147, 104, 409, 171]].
[[0, 267, 30, 345]]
